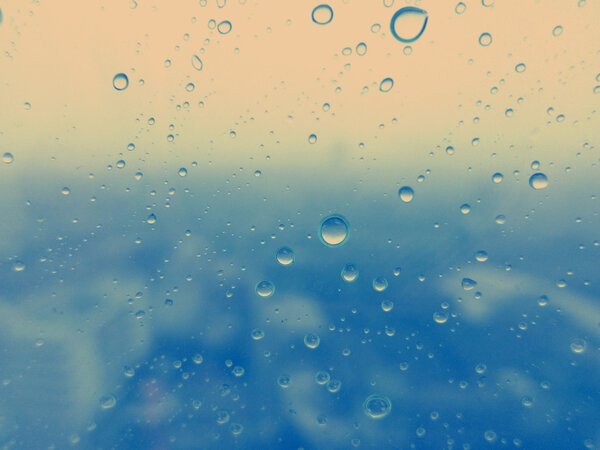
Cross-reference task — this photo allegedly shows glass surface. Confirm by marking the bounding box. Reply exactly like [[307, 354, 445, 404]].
[[1, 1, 599, 448]]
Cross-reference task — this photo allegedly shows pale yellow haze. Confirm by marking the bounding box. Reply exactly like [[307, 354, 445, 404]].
[[0, 0, 598, 168]]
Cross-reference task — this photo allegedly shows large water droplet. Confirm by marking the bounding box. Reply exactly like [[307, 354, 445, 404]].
[[12, 261, 26, 272], [515, 63, 526, 73], [312, 4, 333, 25], [277, 374, 291, 388], [390, 7, 428, 43], [112, 73, 129, 91], [256, 280, 275, 297], [570, 338, 586, 353], [276, 247, 295, 265], [364, 394, 392, 419], [529, 172, 548, 190], [379, 77, 394, 93], [319, 215, 349, 247], [373, 277, 388, 292], [398, 186, 414, 202]]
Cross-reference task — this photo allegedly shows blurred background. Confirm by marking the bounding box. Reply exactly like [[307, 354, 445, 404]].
[[0, 0, 599, 448]]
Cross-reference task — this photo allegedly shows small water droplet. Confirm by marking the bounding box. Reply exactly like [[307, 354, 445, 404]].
[[326, 379, 342, 393], [379, 77, 394, 93], [304, 333, 320, 349], [319, 215, 349, 247], [552, 25, 563, 36], [515, 63, 526, 73], [433, 311, 449, 324], [99, 394, 117, 409], [112, 73, 129, 91], [455, 2, 466, 14], [363, 394, 392, 419], [356, 42, 367, 56], [2, 152, 14, 164], [381, 299, 394, 312], [256, 280, 275, 297], [315, 371, 330, 385], [492, 172, 504, 184], [312, 4, 333, 25], [277, 374, 291, 388], [12, 261, 25, 272], [461, 278, 477, 290], [570, 338, 586, 353], [475, 250, 488, 262], [460, 203, 471, 214], [373, 277, 388, 292], [529, 172, 548, 190], [178, 167, 188, 177], [341, 264, 359, 282], [61, 187, 71, 195], [276, 247, 295, 265], [191, 54, 204, 71], [217, 20, 232, 34], [478, 32, 492, 46], [308, 133, 317, 144], [251, 329, 265, 340], [398, 186, 414, 202], [147, 213, 157, 224], [390, 7, 428, 43]]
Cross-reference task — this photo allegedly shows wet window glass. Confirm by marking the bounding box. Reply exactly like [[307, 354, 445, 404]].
[[1, 0, 599, 448]]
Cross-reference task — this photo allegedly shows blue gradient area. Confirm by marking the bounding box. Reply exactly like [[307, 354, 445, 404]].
[[0, 167, 599, 449]]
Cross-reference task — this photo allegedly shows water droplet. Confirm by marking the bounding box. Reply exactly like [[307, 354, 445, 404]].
[[484, 430, 497, 443], [112, 73, 129, 91], [341, 264, 359, 282], [99, 394, 116, 409], [178, 167, 188, 177], [308, 133, 317, 144], [521, 396, 533, 407], [478, 32, 492, 46], [482, 0, 494, 6], [230, 423, 243, 435], [276, 247, 295, 265], [193, 354, 204, 364], [61, 187, 71, 195], [460, 203, 471, 214], [277, 374, 291, 388], [216, 409, 230, 424], [251, 329, 265, 340], [185, 82, 195, 92], [515, 63, 526, 73], [529, 172, 548, 190], [116, 160, 126, 169], [398, 186, 414, 202], [147, 213, 157, 224], [495, 214, 506, 224], [552, 25, 563, 36], [315, 371, 331, 385], [191, 54, 204, 71], [255, 280, 275, 297], [24, 102, 31, 110], [319, 215, 349, 247], [373, 277, 388, 292], [326, 379, 342, 393], [455, 2, 466, 14], [381, 299, 394, 312], [475, 250, 488, 262], [433, 311, 448, 324], [492, 172, 503, 183], [2, 152, 14, 164], [537, 295, 549, 307], [356, 42, 367, 56], [304, 333, 320, 349], [390, 7, 428, 43], [312, 4, 333, 25], [505, 108, 514, 118], [379, 77, 394, 93], [217, 20, 232, 34], [461, 278, 477, 290], [363, 394, 392, 419], [570, 338, 586, 353], [12, 261, 25, 272]]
